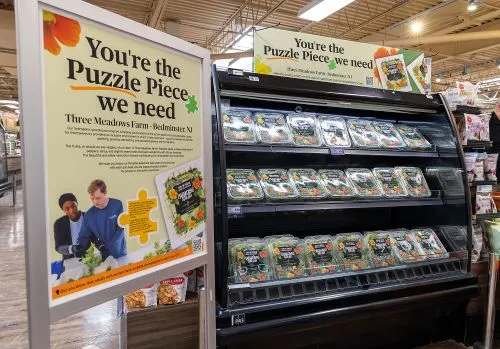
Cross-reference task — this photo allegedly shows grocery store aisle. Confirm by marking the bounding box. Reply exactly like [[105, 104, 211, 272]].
[[0, 188, 119, 349]]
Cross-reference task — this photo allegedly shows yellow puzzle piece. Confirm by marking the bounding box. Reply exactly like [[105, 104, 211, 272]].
[[119, 189, 158, 245]]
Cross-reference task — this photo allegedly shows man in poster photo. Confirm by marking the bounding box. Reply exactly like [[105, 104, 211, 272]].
[[75, 179, 127, 259]]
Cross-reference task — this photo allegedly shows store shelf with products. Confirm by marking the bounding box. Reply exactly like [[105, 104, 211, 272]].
[[212, 69, 477, 349]]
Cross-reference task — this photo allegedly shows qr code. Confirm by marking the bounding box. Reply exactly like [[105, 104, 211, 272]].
[[366, 76, 374, 86], [192, 237, 203, 254]]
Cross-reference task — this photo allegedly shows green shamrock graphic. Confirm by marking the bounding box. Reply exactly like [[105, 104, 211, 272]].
[[186, 95, 198, 114], [328, 60, 336, 71]]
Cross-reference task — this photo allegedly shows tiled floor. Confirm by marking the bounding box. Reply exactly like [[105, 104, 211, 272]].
[[0, 188, 119, 349]]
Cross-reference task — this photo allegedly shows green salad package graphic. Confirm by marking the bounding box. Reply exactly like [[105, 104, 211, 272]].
[[318, 169, 357, 198], [229, 238, 272, 283], [347, 119, 381, 148], [346, 168, 383, 197], [396, 167, 431, 197], [155, 159, 206, 248], [289, 168, 327, 199], [364, 232, 399, 267], [258, 169, 299, 200], [226, 169, 265, 202], [304, 235, 340, 275], [266, 235, 307, 279], [318, 115, 351, 147], [255, 112, 292, 144], [396, 124, 432, 149], [287, 113, 322, 147], [222, 110, 257, 144], [412, 228, 449, 259], [390, 230, 426, 263], [373, 167, 408, 198], [373, 122, 406, 149], [334, 233, 371, 271]]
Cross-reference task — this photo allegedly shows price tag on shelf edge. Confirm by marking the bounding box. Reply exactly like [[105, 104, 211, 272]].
[[329, 148, 345, 156]]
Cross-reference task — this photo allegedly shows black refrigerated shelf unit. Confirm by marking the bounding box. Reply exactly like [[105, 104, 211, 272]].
[[211, 68, 478, 349]]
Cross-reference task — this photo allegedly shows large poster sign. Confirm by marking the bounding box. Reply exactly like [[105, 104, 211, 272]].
[[254, 27, 431, 94], [42, 9, 206, 304]]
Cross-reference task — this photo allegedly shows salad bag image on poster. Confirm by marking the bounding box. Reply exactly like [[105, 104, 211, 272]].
[[42, 8, 206, 303]]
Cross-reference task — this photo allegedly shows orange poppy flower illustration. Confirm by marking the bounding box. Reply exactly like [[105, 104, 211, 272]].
[[43, 11, 81, 56]]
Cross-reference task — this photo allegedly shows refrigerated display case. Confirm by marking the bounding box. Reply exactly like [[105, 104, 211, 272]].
[[211, 68, 479, 349], [0, 125, 8, 185]]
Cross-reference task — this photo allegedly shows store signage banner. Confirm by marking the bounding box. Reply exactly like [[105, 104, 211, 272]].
[[253, 27, 431, 94], [42, 9, 206, 304]]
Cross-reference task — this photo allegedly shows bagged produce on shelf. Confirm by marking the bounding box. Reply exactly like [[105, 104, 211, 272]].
[[476, 185, 496, 214], [287, 113, 322, 147], [346, 168, 383, 197], [372, 167, 408, 197], [395, 167, 431, 197], [304, 235, 340, 275], [464, 113, 490, 141], [254, 112, 292, 145], [266, 235, 307, 279], [485, 154, 499, 181], [229, 238, 272, 283], [347, 119, 381, 148], [480, 113, 491, 141], [474, 153, 487, 181], [196, 267, 204, 289], [158, 274, 188, 305], [396, 124, 432, 149], [471, 223, 483, 263], [317, 115, 351, 147], [333, 233, 371, 271], [318, 169, 357, 198], [124, 284, 158, 311], [484, 220, 500, 255], [222, 110, 257, 144], [184, 270, 196, 293], [412, 228, 449, 259], [390, 229, 426, 263], [364, 231, 399, 267], [289, 168, 327, 199], [372, 122, 406, 149], [464, 153, 478, 183], [226, 169, 265, 202], [257, 169, 299, 200]]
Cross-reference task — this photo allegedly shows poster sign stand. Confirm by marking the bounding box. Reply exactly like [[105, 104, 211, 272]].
[[15, 0, 215, 348]]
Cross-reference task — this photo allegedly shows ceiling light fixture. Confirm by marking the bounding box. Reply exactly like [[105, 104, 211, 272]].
[[467, 0, 478, 12], [298, 0, 356, 22], [411, 21, 423, 33], [436, 76, 441, 83]]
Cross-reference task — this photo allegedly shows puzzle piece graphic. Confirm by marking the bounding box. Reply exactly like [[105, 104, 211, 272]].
[[119, 189, 158, 245]]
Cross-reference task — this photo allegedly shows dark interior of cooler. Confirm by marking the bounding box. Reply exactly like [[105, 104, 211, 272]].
[[211, 67, 478, 349]]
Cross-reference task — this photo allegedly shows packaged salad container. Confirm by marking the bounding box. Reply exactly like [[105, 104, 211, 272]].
[[436, 168, 464, 196], [229, 238, 272, 283], [347, 119, 381, 148], [333, 233, 371, 271], [289, 168, 327, 199], [254, 112, 292, 145], [372, 167, 408, 198], [396, 124, 432, 149], [266, 235, 307, 279], [226, 169, 264, 202], [373, 122, 406, 149], [390, 230, 426, 263], [257, 169, 299, 200], [287, 113, 322, 147], [346, 168, 383, 197], [318, 169, 357, 198], [364, 231, 399, 268], [304, 235, 340, 275], [222, 110, 257, 144], [411, 228, 449, 260], [317, 115, 351, 147], [396, 167, 431, 197], [440, 225, 467, 251]]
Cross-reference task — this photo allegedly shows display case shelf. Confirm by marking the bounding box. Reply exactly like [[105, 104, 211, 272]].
[[227, 191, 443, 216], [462, 141, 493, 150], [470, 180, 497, 186], [227, 257, 465, 309]]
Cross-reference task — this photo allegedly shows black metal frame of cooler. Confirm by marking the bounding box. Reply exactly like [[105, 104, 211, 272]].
[[211, 67, 478, 349]]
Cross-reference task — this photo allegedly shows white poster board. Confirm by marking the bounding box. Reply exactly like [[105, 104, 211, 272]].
[[15, 0, 215, 347]]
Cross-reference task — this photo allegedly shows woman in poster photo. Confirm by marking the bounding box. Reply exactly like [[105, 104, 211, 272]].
[[74, 179, 127, 259]]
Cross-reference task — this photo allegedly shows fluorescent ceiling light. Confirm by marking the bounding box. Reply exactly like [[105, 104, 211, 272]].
[[298, 0, 355, 22], [411, 21, 423, 33], [0, 100, 18, 105]]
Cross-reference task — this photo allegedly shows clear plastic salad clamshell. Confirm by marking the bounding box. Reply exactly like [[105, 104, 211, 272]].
[[333, 233, 371, 271], [396, 124, 432, 149], [304, 235, 340, 275], [347, 119, 381, 148], [372, 167, 408, 197], [373, 122, 406, 149], [390, 230, 426, 263], [289, 168, 327, 199], [317, 115, 351, 147], [396, 167, 431, 197], [411, 228, 449, 259], [229, 238, 272, 283], [286, 113, 322, 147], [266, 235, 307, 279], [222, 110, 257, 144], [346, 168, 383, 197], [364, 231, 399, 267], [254, 112, 292, 145], [226, 169, 264, 202], [318, 169, 357, 198], [257, 169, 299, 200]]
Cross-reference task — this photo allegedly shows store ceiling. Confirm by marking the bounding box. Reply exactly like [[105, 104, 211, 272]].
[[2, 0, 500, 100]]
